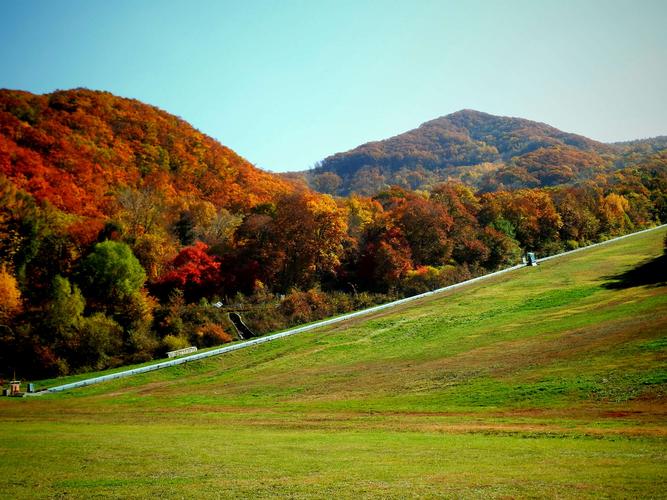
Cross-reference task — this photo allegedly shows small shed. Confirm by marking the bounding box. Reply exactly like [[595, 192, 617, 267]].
[[9, 380, 21, 396]]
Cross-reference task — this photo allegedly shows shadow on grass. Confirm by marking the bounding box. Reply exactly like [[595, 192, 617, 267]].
[[603, 254, 667, 290]]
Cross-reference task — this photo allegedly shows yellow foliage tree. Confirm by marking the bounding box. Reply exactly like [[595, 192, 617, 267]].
[[0, 266, 22, 322], [600, 193, 631, 235]]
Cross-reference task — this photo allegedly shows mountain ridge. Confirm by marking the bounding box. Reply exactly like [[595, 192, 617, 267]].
[[307, 109, 663, 195]]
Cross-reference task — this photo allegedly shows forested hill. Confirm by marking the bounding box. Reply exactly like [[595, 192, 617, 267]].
[[612, 135, 667, 152], [1, 89, 665, 380], [307, 109, 649, 195], [0, 88, 293, 217]]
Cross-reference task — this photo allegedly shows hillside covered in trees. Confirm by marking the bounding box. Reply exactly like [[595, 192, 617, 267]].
[[0, 88, 293, 217], [307, 109, 665, 195], [1, 89, 666, 379]]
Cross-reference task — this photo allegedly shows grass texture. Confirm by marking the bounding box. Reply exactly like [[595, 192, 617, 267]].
[[1, 228, 665, 498]]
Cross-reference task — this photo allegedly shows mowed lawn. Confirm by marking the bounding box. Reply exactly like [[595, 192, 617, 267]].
[[1, 228, 666, 498]]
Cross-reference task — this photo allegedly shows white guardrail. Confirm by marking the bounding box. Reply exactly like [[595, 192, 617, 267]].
[[41, 223, 666, 394]]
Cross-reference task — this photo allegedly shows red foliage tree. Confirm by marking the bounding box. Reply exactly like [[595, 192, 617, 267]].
[[357, 217, 413, 292], [157, 242, 221, 300]]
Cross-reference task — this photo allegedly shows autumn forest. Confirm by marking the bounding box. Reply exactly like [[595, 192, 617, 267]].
[[1, 88, 666, 378]]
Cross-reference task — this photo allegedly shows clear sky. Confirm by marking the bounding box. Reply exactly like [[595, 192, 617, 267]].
[[1, 0, 666, 172]]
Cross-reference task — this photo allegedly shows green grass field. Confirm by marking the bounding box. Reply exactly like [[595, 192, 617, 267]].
[[1, 229, 666, 498]]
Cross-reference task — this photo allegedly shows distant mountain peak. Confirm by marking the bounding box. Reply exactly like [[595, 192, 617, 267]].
[[309, 110, 614, 195]]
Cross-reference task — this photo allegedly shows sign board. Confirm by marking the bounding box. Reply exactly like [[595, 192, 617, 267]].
[[167, 346, 198, 358]]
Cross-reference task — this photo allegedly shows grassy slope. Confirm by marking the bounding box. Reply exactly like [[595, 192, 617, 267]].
[[1, 228, 666, 498]]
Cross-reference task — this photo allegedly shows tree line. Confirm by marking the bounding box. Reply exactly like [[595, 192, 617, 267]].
[[1, 89, 665, 378], [1, 157, 665, 378]]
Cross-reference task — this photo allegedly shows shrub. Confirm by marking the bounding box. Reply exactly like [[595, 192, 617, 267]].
[[328, 291, 355, 314], [305, 288, 332, 319], [439, 265, 472, 287], [242, 311, 287, 337], [194, 323, 233, 347], [161, 334, 190, 354], [280, 289, 313, 324], [400, 266, 444, 296]]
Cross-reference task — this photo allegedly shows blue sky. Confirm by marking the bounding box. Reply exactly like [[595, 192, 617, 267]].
[[1, 0, 666, 172]]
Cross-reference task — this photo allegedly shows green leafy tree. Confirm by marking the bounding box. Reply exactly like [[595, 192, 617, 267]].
[[79, 240, 146, 305], [47, 275, 85, 344], [74, 313, 123, 371], [46, 275, 128, 373], [78, 241, 156, 361]]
